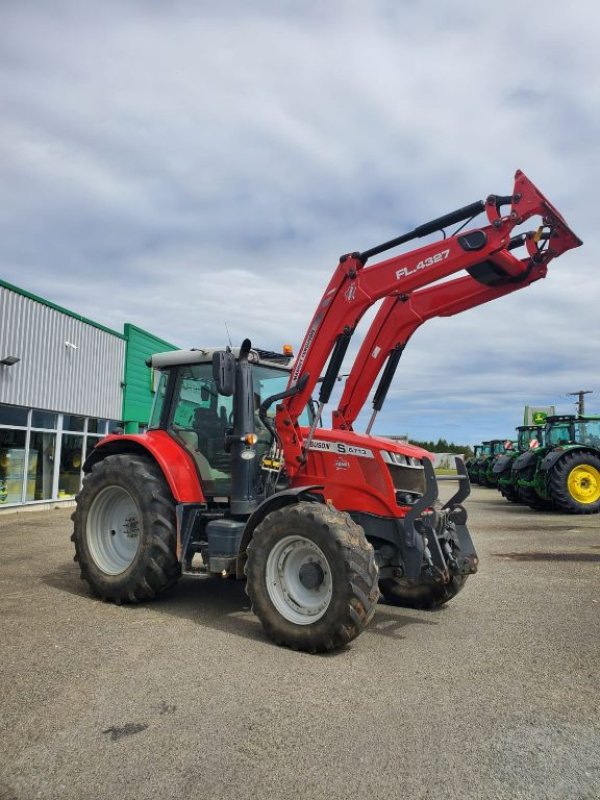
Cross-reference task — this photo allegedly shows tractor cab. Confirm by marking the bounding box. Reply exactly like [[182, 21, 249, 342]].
[[544, 415, 600, 449], [148, 345, 307, 508], [517, 424, 544, 452]]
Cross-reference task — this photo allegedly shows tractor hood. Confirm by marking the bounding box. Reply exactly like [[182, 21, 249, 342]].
[[301, 427, 432, 464]]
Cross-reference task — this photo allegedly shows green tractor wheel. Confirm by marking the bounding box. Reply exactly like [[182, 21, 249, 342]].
[[547, 451, 600, 514], [517, 466, 554, 511], [500, 483, 519, 503]]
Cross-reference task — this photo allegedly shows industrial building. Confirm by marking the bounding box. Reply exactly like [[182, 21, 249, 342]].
[[0, 279, 176, 509]]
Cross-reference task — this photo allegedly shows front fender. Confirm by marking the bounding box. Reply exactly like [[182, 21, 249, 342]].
[[84, 430, 205, 503], [492, 454, 513, 474], [512, 450, 538, 472]]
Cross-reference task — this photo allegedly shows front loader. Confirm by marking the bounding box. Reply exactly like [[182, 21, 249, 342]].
[[72, 170, 581, 652]]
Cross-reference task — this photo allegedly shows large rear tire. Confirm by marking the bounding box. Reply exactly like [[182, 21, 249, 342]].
[[379, 574, 467, 610], [547, 450, 600, 514], [71, 454, 180, 602], [245, 502, 379, 653]]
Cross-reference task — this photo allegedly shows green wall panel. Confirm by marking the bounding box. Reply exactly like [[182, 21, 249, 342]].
[[122, 324, 177, 431]]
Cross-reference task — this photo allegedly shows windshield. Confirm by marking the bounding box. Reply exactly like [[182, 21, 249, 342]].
[[573, 419, 600, 446], [149, 364, 312, 431], [547, 422, 573, 447], [253, 366, 312, 426], [518, 427, 544, 451]]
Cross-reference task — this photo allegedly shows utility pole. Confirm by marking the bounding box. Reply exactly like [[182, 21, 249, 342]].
[[568, 390, 593, 416]]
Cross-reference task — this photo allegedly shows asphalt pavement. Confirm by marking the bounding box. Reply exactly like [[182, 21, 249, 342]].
[[1, 487, 599, 800]]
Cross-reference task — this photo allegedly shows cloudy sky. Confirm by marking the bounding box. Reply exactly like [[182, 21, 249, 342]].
[[1, 0, 598, 445]]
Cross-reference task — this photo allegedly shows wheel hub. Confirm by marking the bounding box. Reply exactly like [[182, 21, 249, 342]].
[[298, 561, 325, 590], [568, 465, 600, 504], [265, 535, 333, 625], [86, 485, 140, 574]]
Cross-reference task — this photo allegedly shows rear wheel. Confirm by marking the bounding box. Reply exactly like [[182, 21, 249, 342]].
[[245, 502, 379, 653], [71, 454, 180, 602], [547, 451, 600, 514]]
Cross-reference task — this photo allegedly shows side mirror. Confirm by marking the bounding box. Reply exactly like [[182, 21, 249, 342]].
[[212, 351, 235, 396]]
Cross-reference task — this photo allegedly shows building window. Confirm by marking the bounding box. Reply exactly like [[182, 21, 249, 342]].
[[59, 434, 83, 499], [0, 404, 28, 427], [27, 432, 56, 501], [0, 429, 27, 505], [31, 410, 58, 430], [63, 415, 85, 432], [0, 408, 123, 507]]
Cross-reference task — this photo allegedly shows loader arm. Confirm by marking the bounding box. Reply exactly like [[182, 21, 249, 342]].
[[276, 170, 581, 478], [332, 266, 547, 432]]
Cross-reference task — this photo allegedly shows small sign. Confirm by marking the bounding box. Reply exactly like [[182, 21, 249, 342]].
[[524, 406, 555, 425]]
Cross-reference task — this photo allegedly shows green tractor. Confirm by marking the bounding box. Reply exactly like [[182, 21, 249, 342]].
[[493, 425, 544, 502], [474, 439, 507, 487], [483, 439, 516, 487], [465, 445, 483, 484], [512, 415, 600, 513], [468, 442, 491, 485]]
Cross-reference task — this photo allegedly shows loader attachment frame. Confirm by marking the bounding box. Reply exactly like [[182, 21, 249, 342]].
[[276, 170, 581, 477]]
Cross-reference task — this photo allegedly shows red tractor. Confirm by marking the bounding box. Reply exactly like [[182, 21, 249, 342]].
[[72, 171, 581, 652]]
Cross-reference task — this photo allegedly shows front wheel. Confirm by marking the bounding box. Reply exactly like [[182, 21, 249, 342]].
[[245, 502, 379, 653], [379, 574, 467, 610], [71, 454, 180, 602], [547, 450, 600, 514], [516, 466, 553, 510]]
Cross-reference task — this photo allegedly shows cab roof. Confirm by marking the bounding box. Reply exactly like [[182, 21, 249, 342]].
[[148, 346, 294, 371]]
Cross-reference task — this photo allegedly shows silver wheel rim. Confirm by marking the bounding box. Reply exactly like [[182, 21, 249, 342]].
[[265, 535, 333, 625], [86, 486, 141, 574]]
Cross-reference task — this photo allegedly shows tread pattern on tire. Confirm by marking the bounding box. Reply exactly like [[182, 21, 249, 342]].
[[379, 573, 467, 610], [547, 449, 600, 515], [71, 454, 180, 603], [245, 502, 379, 653]]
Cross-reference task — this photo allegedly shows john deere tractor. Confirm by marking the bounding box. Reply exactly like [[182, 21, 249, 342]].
[[473, 440, 506, 487], [533, 416, 600, 513], [466, 445, 483, 484], [483, 439, 516, 488], [493, 425, 544, 502], [511, 416, 574, 509]]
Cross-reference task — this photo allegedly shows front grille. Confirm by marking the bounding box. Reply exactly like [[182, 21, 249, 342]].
[[386, 462, 426, 499]]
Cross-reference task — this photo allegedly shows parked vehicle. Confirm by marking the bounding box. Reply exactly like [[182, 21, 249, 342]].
[[71, 171, 581, 651], [466, 445, 484, 484], [526, 416, 600, 513], [482, 440, 516, 487], [494, 425, 544, 502]]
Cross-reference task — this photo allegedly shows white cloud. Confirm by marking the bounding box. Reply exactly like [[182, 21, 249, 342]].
[[0, 0, 598, 444]]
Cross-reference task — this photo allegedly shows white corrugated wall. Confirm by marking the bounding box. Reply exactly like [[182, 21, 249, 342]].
[[0, 287, 124, 418]]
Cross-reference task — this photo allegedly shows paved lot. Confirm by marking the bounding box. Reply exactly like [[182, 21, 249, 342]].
[[1, 487, 599, 800]]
